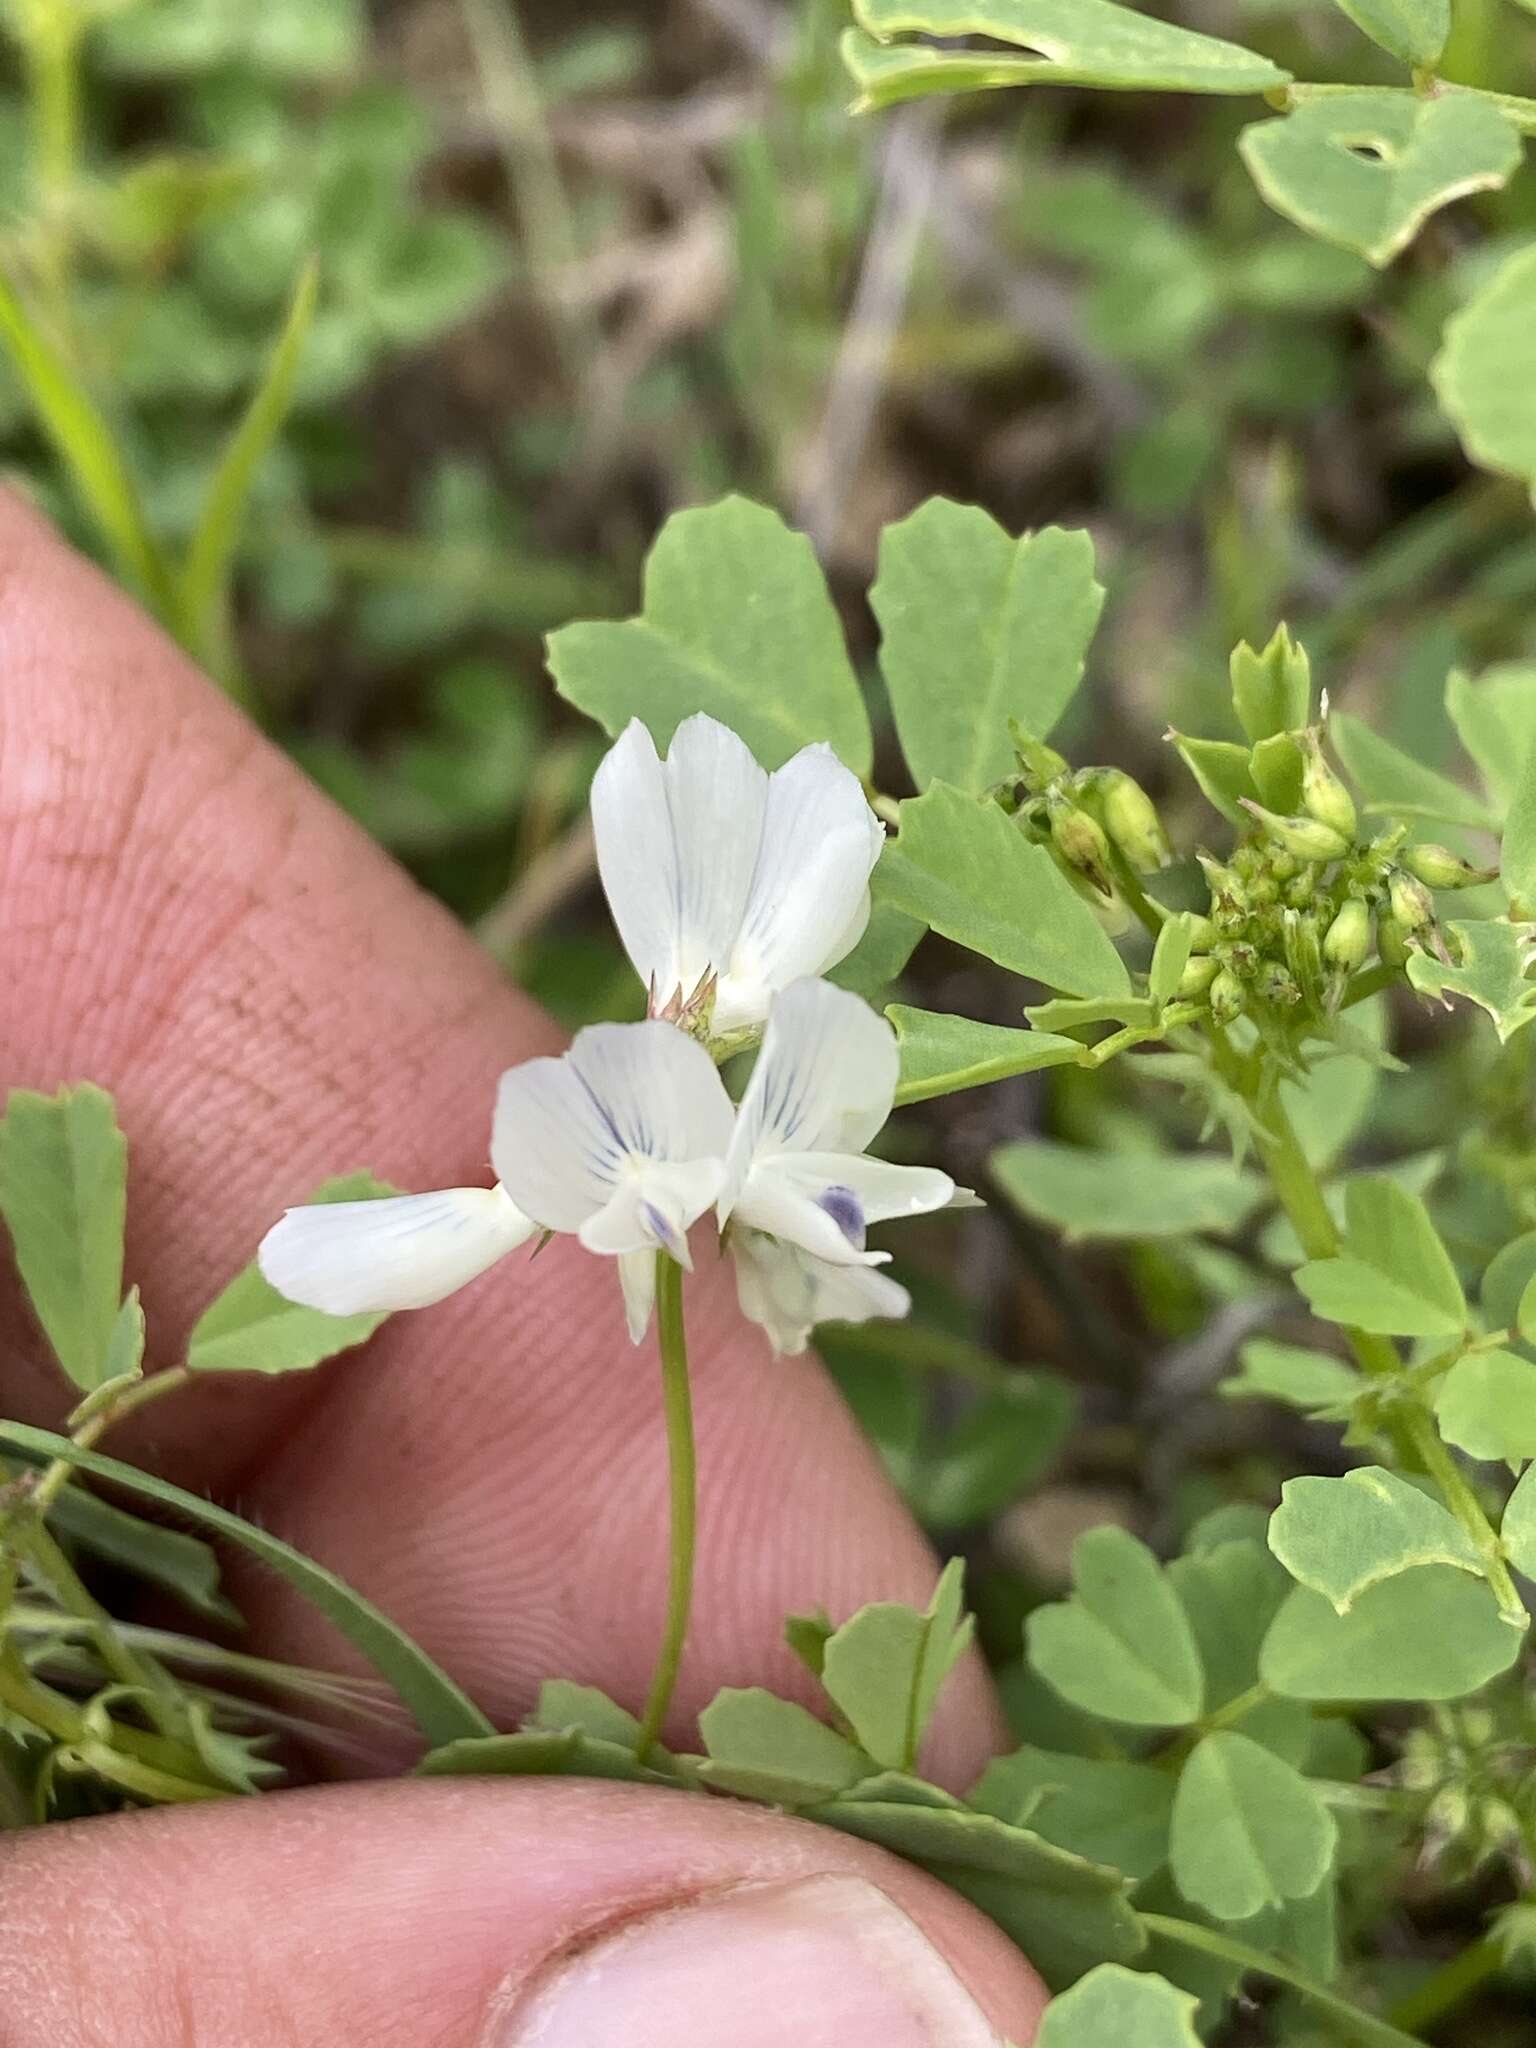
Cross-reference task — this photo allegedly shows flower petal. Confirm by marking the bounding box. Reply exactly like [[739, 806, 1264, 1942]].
[[730, 1151, 957, 1263], [721, 979, 898, 1213], [493, 1019, 734, 1231], [257, 1186, 534, 1314], [730, 1229, 910, 1356], [591, 715, 767, 1007], [717, 747, 882, 1032], [577, 1157, 725, 1265], [617, 1249, 658, 1344]]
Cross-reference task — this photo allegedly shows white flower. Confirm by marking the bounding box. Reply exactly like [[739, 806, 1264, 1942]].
[[259, 1184, 536, 1316], [717, 978, 969, 1354], [492, 1018, 735, 1341], [591, 714, 884, 1036]]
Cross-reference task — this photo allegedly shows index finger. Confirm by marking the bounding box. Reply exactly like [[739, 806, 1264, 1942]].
[[0, 494, 1002, 1781]]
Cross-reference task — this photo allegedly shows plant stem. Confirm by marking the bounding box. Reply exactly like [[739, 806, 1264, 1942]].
[[1387, 1934, 1504, 2035], [636, 1256, 697, 1762], [22, 2, 83, 341], [1137, 1913, 1426, 2048], [32, 1365, 194, 1516]]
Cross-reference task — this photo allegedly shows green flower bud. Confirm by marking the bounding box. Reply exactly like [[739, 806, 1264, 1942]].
[[1268, 847, 1299, 882], [1209, 967, 1245, 1024], [1285, 867, 1319, 909], [1299, 730, 1358, 844], [1176, 953, 1221, 998], [1376, 913, 1411, 968], [1010, 722, 1069, 791], [1048, 795, 1115, 897], [1322, 897, 1372, 973], [1402, 843, 1498, 891], [1246, 872, 1279, 908], [1197, 853, 1246, 910], [1388, 868, 1435, 933], [1257, 960, 1302, 1007], [1282, 906, 1323, 994], [1185, 914, 1218, 952], [1241, 801, 1350, 863], [1097, 769, 1172, 873]]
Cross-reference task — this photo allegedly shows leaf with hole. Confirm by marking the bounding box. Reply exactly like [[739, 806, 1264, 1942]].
[[1240, 90, 1520, 268], [547, 495, 870, 773], [872, 503, 1103, 790]]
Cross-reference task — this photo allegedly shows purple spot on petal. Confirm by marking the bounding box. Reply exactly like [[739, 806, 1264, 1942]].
[[643, 1201, 680, 1251], [818, 1184, 866, 1250]]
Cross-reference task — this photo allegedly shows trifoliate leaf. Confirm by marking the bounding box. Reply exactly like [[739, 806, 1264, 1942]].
[[873, 503, 1103, 789], [993, 1140, 1263, 1243], [1434, 1349, 1536, 1462], [698, 1688, 868, 1804], [186, 1172, 397, 1373], [888, 1006, 1083, 1107], [879, 784, 1132, 998], [843, 0, 1288, 114], [1330, 712, 1494, 827], [1408, 920, 1536, 1044], [1295, 1176, 1466, 1338], [1432, 243, 1536, 497], [1168, 1537, 1292, 1710], [1170, 1731, 1336, 1920], [1027, 1527, 1205, 1727], [971, 1746, 1175, 1881], [1240, 90, 1520, 268], [1223, 1339, 1362, 1413], [547, 495, 871, 774], [0, 1083, 127, 1394], [1268, 1468, 1484, 1613], [1260, 1566, 1522, 1701], [1332, 0, 1449, 67], [1036, 1964, 1202, 2048], [819, 1558, 973, 1773]]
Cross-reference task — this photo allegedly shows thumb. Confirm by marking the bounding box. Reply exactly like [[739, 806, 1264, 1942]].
[[1, 1779, 1049, 2046]]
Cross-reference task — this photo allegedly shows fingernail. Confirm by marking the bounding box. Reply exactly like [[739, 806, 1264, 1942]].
[[501, 1873, 1007, 2046]]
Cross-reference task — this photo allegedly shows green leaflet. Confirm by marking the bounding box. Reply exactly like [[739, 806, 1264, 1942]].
[[0, 1084, 128, 1395], [698, 1688, 868, 1803], [878, 784, 1132, 998], [1027, 1528, 1205, 1727], [1502, 727, 1536, 920], [1332, 0, 1449, 67], [1261, 1567, 1523, 1701], [1294, 1175, 1467, 1339], [1434, 1350, 1536, 1462], [1503, 1465, 1536, 1583], [1268, 1468, 1484, 1613], [820, 1557, 973, 1772], [1407, 921, 1536, 1045], [1240, 90, 1521, 269], [546, 495, 871, 774], [0, 1425, 492, 1749], [1036, 1966, 1201, 2048], [1329, 712, 1494, 828], [1168, 733, 1258, 824], [971, 1745, 1175, 1882], [186, 1172, 398, 1373], [872, 503, 1103, 790], [1169, 1731, 1335, 1921], [844, 0, 1288, 113], [1222, 1339, 1362, 1414], [1432, 244, 1536, 496], [888, 1006, 1083, 1105], [1445, 664, 1536, 812], [1168, 1537, 1292, 1713], [993, 1140, 1262, 1243], [1230, 626, 1312, 745]]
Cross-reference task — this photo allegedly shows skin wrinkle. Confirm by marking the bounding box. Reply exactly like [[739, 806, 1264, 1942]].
[[0, 492, 1003, 1780]]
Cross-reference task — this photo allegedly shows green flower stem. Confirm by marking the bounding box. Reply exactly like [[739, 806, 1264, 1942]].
[[1231, 1049, 1524, 1622], [636, 1255, 697, 1762], [31, 1365, 194, 1517], [0, 1643, 220, 1793], [1387, 1934, 1504, 2035], [3, 1502, 181, 1711], [1137, 1913, 1426, 2048], [19, 0, 84, 339]]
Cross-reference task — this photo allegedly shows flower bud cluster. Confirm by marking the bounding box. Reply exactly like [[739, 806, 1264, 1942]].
[[998, 724, 1172, 910], [1397, 1707, 1536, 1889]]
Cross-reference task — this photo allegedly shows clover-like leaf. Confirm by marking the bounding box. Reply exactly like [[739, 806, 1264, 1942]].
[[844, 0, 1288, 114], [1261, 1566, 1523, 1701], [1503, 1465, 1536, 1584], [1170, 1730, 1336, 1921], [547, 495, 871, 774], [889, 1006, 1082, 1106], [1333, 0, 1449, 67], [1223, 1339, 1362, 1414], [993, 1140, 1263, 1243], [0, 1083, 128, 1395], [879, 784, 1132, 998], [1168, 1537, 1292, 1712], [820, 1558, 973, 1773], [1295, 1176, 1466, 1338], [1240, 90, 1520, 268], [1432, 243, 1536, 497], [971, 1746, 1175, 1882], [1036, 1964, 1202, 2048], [1028, 1527, 1205, 1727], [1268, 1468, 1484, 1613], [186, 1172, 398, 1373], [1330, 712, 1494, 828], [1408, 920, 1536, 1045], [1435, 1350, 1536, 1462], [699, 1689, 869, 1804], [1445, 664, 1536, 813]]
